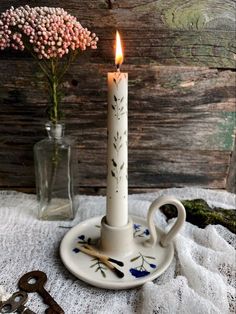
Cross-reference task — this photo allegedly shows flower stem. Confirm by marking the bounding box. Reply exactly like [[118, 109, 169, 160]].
[[50, 59, 59, 124], [52, 78, 58, 123]]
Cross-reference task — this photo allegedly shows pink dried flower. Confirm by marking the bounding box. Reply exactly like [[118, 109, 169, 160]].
[[0, 5, 98, 123], [0, 5, 98, 57]]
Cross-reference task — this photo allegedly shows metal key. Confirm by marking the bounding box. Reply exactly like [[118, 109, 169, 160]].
[[0, 290, 35, 313], [18, 271, 64, 314]]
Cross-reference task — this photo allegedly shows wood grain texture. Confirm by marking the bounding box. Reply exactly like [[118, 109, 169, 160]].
[[0, 1, 235, 68], [227, 138, 236, 193], [0, 61, 235, 191], [1, 0, 234, 31], [0, 0, 235, 193]]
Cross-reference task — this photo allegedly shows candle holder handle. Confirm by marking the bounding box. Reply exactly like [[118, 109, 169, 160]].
[[145, 195, 186, 247]]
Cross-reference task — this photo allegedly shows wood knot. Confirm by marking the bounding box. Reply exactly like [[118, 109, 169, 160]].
[[71, 79, 78, 87], [106, 0, 115, 9]]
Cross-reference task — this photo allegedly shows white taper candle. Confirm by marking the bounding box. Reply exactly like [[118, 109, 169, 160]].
[[106, 71, 128, 226]]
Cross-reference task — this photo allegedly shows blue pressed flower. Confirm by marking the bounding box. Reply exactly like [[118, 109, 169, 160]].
[[129, 268, 150, 278], [133, 224, 141, 230], [78, 235, 85, 240], [149, 263, 156, 269], [73, 248, 80, 253], [144, 229, 150, 235]]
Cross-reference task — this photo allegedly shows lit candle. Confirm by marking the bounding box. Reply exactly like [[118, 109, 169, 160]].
[[106, 31, 128, 227]]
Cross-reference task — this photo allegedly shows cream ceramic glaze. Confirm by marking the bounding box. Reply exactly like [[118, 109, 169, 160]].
[[146, 195, 186, 247], [60, 195, 186, 289], [60, 215, 175, 289], [100, 216, 134, 257]]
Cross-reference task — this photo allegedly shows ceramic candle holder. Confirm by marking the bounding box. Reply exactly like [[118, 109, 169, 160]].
[[60, 195, 186, 289], [60, 32, 186, 290], [101, 195, 186, 253]]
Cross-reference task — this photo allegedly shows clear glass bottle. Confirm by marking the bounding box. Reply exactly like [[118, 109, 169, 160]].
[[34, 122, 76, 220]]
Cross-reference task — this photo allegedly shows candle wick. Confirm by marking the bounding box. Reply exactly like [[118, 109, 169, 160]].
[[116, 64, 120, 72]]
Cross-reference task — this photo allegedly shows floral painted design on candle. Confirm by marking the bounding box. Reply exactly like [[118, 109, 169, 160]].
[[107, 69, 128, 226], [113, 130, 127, 155], [111, 158, 125, 192], [111, 74, 128, 120], [112, 95, 126, 120], [113, 72, 123, 89], [111, 129, 128, 191]]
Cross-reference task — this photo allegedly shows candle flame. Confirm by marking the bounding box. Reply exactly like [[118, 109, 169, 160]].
[[115, 31, 123, 69]]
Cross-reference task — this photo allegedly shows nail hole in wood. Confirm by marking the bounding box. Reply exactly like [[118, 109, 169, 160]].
[[71, 79, 78, 87]]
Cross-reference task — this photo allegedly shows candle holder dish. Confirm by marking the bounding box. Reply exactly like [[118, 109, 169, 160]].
[[60, 195, 186, 289]]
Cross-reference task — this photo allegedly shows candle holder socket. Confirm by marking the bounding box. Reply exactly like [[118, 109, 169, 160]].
[[100, 216, 134, 257]]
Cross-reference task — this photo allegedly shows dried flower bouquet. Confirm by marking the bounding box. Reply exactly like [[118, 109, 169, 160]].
[[0, 5, 98, 123]]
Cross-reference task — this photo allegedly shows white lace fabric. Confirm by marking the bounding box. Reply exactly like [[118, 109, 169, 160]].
[[0, 188, 235, 313]]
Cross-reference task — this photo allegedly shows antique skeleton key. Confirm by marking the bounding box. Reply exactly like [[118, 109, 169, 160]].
[[18, 271, 64, 314], [0, 290, 35, 313]]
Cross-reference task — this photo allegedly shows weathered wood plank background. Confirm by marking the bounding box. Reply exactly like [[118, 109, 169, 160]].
[[0, 0, 235, 194]]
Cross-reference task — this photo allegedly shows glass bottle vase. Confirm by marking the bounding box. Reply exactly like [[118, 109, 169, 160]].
[[34, 122, 76, 220]]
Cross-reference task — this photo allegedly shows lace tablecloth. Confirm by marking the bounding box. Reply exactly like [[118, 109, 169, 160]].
[[0, 188, 235, 314]]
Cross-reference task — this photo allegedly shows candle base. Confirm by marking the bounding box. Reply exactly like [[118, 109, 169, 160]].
[[60, 196, 185, 289], [60, 215, 174, 289], [100, 216, 134, 257]]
